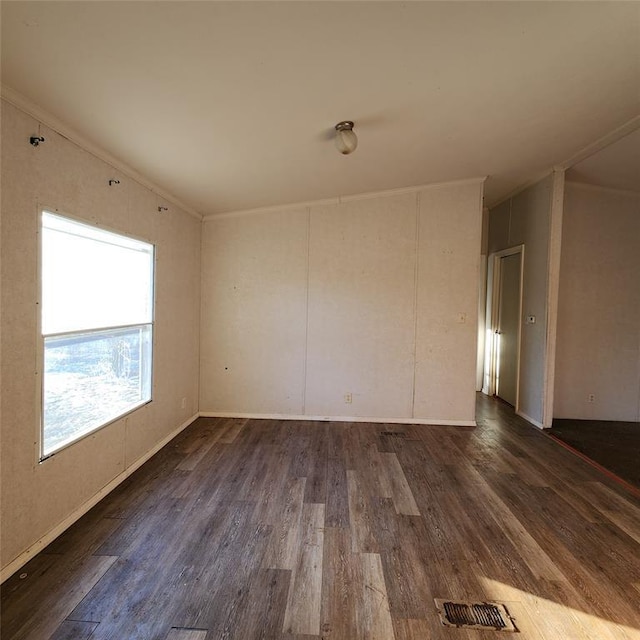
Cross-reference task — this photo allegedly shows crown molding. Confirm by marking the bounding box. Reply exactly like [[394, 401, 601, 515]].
[[1, 85, 203, 221], [565, 180, 640, 199], [487, 169, 556, 211], [204, 176, 487, 221], [557, 114, 640, 171], [487, 114, 640, 210]]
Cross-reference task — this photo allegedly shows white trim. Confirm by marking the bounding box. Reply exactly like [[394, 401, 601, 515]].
[[0, 413, 199, 584], [208, 199, 338, 221], [557, 115, 640, 171], [198, 412, 476, 427], [484, 245, 525, 408], [489, 170, 554, 211], [476, 254, 487, 392], [542, 170, 565, 428], [516, 410, 545, 430], [564, 180, 640, 199], [486, 114, 640, 210], [338, 177, 487, 203], [203, 177, 487, 221], [0, 86, 202, 221]]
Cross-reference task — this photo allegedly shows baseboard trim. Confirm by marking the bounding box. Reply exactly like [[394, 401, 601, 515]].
[[0, 413, 199, 584], [516, 410, 546, 430], [199, 411, 476, 427]]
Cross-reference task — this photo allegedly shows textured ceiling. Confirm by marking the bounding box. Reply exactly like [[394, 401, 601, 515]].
[[2, 1, 639, 215]]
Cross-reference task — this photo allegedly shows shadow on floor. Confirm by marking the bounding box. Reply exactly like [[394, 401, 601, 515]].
[[550, 418, 640, 488]]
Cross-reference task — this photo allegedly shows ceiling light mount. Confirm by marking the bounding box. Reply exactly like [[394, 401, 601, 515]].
[[335, 121, 358, 155]]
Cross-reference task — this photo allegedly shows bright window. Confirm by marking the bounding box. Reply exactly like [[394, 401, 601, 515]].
[[40, 211, 154, 457]]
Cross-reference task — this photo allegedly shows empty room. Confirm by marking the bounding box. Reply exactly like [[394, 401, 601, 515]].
[[1, 2, 639, 639]]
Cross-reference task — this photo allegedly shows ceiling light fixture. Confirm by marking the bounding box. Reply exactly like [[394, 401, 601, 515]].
[[335, 121, 358, 155]]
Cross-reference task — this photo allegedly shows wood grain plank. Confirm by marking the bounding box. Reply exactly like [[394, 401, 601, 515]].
[[346, 470, 379, 553], [462, 462, 569, 582], [262, 477, 306, 569], [379, 452, 420, 516], [583, 481, 640, 544], [228, 569, 290, 640], [282, 503, 325, 636], [303, 422, 329, 504], [176, 425, 224, 471], [359, 553, 395, 640], [325, 454, 349, 528], [49, 620, 99, 640], [2, 406, 639, 640], [165, 629, 208, 640], [1, 555, 116, 640], [218, 417, 249, 444], [320, 527, 359, 639]]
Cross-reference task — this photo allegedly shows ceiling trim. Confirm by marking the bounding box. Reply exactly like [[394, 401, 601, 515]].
[[557, 114, 640, 171], [488, 114, 640, 211], [565, 180, 640, 199], [1, 84, 203, 220], [204, 177, 487, 222]]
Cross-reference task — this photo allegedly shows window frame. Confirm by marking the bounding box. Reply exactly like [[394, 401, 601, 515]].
[[37, 207, 156, 461]]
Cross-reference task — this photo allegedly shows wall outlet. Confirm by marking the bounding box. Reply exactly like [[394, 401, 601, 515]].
[[456, 313, 467, 324], [344, 393, 352, 404], [587, 394, 595, 403], [181, 397, 187, 409]]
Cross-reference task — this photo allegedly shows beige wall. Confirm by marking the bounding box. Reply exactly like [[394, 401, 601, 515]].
[[488, 175, 554, 426], [0, 100, 201, 575], [555, 183, 640, 421], [200, 181, 484, 424]]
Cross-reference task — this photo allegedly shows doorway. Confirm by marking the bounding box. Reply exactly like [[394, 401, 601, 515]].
[[483, 246, 524, 408]]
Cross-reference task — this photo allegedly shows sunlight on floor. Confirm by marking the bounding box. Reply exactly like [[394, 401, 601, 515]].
[[481, 577, 640, 640]]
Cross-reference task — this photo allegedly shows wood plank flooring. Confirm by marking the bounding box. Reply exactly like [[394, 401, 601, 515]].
[[550, 418, 640, 488], [2, 396, 639, 639]]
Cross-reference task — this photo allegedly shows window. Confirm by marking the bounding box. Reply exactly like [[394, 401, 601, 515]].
[[40, 211, 154, 458]]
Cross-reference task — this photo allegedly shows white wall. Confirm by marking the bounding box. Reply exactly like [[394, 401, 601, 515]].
[[0, 100, 202, 576], [200, 180, 484, 424], [554, 182, 640, 421], [488, 175, 556, 426]]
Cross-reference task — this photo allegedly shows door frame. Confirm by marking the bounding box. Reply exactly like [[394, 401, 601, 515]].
[[482, 245, 525, 409]]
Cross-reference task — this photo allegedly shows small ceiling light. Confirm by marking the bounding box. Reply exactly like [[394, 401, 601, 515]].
[[335, 121, 358, 155]]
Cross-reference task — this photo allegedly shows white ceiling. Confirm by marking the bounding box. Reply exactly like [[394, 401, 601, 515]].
[[2, 1, 639, 216]]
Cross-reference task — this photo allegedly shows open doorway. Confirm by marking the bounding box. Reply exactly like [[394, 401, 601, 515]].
[[483, 245, 524, 408]]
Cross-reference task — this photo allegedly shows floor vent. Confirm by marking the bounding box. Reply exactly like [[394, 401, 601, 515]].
[[435, 599, 517, 632], [379, 431, 407, 437]]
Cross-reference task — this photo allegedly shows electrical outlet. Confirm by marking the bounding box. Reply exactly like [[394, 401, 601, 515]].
[[457, 313, 466, 324], [588, 394, 595, 403], [344, 393, 352, 404], [181, 397, 187, 409]]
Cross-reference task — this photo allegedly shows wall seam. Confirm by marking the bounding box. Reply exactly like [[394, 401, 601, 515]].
[[197, 217, 205, 416], [410, 192, 421, 419], [301, 206, 312, 415]]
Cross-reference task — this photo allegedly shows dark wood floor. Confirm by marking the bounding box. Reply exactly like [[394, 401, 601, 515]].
[[2, 394, 640, 639], [550, 418, 640, 488]]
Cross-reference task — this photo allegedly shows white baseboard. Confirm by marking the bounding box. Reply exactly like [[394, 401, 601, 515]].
[[0, 413, 199, 584], [199, 411, 476, 427], [516, 410, 546, 430]]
